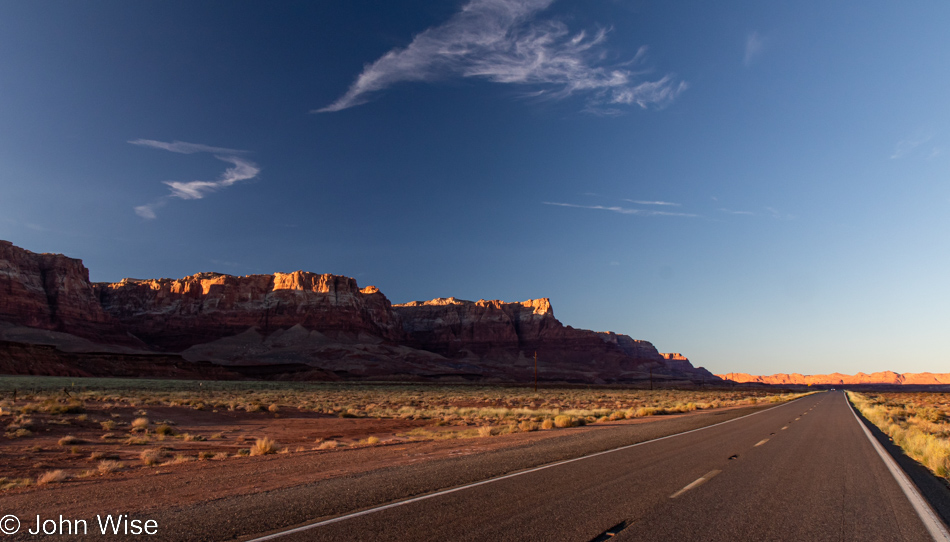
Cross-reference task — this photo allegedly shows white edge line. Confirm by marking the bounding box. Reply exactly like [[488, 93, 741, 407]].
[[846, 393, 950, 542], [246, 394, 813, 542]]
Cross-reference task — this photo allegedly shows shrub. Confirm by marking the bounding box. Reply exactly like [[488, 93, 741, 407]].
[[554, 415, 577, 428], [37, 470, 69, 485], [97, 460, 124, 475], [100, 420, 117, 431], [131, 417, 149, 431], [541, 419, 555, 430], [250, 437, 279, 456], [519, 420, 539, 432], [0, 477, 32, 490], [268, 404, 280, 413], [140, 449, 163, 466], [155, 424, 176, 436], [477, 426, 493, 437], [317, 440, 339, 450], [58, 435, 82, 446]]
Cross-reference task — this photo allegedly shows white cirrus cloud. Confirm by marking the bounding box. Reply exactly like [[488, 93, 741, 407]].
[[543, 201, 697, 217], [131, 139, 260, 219], [718, 208, 754, 216], [890, 135, 934, 159], [623, 199, 681, 206], [128, 139, 247, 155], [317, 0, 685, 113], [744, 31, 764, 67]]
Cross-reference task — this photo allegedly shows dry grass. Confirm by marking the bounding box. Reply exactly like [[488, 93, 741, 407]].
[[130, 417, 149, 431], [0, 477, 32, 490], [37, 470, 69, 485], [0, 375, 811, 486], [140, 448, 163, 466], [553, 415, 578, 428], [57, 435, 82, 446], [250, 437, 279, 456], [848, 391, 950, 480], [155, 424, 176, 436], [0, 376, 807, 431], [97, 460, 124, 475]]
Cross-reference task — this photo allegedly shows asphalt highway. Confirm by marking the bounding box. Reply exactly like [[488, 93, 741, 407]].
[[243, 391, 949, 542]]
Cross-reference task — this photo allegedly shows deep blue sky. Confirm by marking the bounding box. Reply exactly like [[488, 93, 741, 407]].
[[2, 1, 949, 375]]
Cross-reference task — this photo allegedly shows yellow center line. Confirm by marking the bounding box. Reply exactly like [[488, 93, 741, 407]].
[[781, 426, 788, 430], [754, 438, 769, 447]]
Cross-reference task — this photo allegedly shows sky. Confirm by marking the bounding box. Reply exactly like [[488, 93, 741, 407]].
[[1, 0, 949, 376]]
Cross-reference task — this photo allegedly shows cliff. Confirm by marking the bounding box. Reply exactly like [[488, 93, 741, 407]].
[[0, 241, 129, 344], [94, 272, 402, 351], [718, 372, 950, 386], [392, 298, 714, 383], [0, 240, 713, 383]]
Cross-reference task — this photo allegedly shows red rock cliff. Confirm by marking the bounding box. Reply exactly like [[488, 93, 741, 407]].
[[718, 371, 950, 386], [393, 297, 713, 382], [1, 240, 714, 383], [0, 240, 120, 341], [94, 272, 403, 350]]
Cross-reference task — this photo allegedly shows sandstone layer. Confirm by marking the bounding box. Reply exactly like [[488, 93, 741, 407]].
[[94, 272, 402, 351], [0, 240, 714, 383], [718, 372, 950, 386]]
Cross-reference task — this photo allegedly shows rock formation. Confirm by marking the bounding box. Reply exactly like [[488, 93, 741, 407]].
[[0, 240, 715, 383], [392, 298, 709, 383], [94, 272, 403, 351], [717, 371, 950, 386], [0, 241, 128, 344]]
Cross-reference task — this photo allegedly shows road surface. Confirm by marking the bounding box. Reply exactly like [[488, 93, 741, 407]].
[[241, 391, 948, 541]]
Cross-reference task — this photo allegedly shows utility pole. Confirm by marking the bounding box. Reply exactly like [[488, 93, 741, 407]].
[[534, 351, 538, 392]]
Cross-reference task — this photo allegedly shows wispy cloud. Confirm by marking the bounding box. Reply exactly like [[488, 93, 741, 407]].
[[623, 199, 681, 206], [543, 201, 697, 217], [128, 139, 247, 155], [718, 208, 754, 215], [765, 206, 795, 220], [131, 139, 260, 220], [744, 31, 764, 67], [890, 135, 934, 159], [317, 0, 685, 113]]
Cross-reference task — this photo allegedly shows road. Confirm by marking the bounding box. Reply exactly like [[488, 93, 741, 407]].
[[242, 392, 949, 542]]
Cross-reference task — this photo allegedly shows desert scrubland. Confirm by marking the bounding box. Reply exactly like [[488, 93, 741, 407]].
[[1, 376, 808, 491], [848, 391, 950, 480]]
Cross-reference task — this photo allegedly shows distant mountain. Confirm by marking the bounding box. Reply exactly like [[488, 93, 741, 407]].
[[0, 240, 716, 384], [717, 371, 950, 386]]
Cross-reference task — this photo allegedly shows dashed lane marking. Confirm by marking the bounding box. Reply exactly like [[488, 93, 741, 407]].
[[670, 470, 721, 499], [754, 439, 769, 447], [781, 426, 788, 430], [245, 396, 813, 541]]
